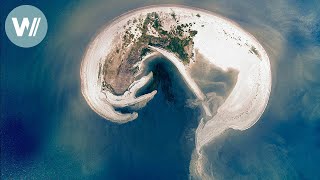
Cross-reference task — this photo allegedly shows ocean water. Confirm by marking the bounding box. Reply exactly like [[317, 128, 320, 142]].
[[1, 0, 320, 179]]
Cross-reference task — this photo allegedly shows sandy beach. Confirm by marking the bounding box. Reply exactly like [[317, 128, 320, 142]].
[[80, 5, 271, 178]]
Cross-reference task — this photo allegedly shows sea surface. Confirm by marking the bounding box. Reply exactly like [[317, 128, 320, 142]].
[[1, 0, 320, 179]]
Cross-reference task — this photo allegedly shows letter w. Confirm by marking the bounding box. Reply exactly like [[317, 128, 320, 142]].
[[12, 17, 41, 37]]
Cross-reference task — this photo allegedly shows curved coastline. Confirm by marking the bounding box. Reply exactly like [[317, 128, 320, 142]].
[[80, 5, 272, 178]]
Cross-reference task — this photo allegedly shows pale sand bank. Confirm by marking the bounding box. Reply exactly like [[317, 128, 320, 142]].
[[80, 5, 271, 178]]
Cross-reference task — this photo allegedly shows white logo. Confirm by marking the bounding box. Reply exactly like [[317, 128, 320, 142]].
[[12, 17, 41, 37], [5, 5, 48, 48]]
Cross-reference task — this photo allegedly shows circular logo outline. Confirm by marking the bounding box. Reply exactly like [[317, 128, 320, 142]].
[[5, 5, 48, 48]]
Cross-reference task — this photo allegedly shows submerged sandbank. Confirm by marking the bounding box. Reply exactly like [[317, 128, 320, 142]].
[[80, 5, 271, 178]]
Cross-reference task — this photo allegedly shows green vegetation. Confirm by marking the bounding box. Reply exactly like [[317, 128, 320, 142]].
[[166, 36, 193, 61], [101, 81, 116, 94], [102, 11, 199, 94], [250, 46, 261, 59], [171, 12, 176, 20], [131, 12, 197, 63], [140, 47, 151, 57]]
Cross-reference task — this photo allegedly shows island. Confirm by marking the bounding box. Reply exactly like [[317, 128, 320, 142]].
[[80, 5, 271, 178]]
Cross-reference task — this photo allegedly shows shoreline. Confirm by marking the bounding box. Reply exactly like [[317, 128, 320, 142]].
[[80, 5, 272, 178]]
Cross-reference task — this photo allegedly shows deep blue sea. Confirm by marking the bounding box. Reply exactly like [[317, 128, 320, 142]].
[[1, 0, 320, 179]]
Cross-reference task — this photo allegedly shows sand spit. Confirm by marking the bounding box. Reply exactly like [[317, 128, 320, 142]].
[[80, 5, 271, 178]]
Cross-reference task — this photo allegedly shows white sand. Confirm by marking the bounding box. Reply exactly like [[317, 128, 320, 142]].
[[80, 5, 271, 178], [102, 72, 157, 108], [192, 10, 272, 152], [149, 46, 205, 100]]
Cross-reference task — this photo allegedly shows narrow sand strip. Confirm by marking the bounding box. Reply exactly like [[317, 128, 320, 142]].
[[80, 5, 271, 178]]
